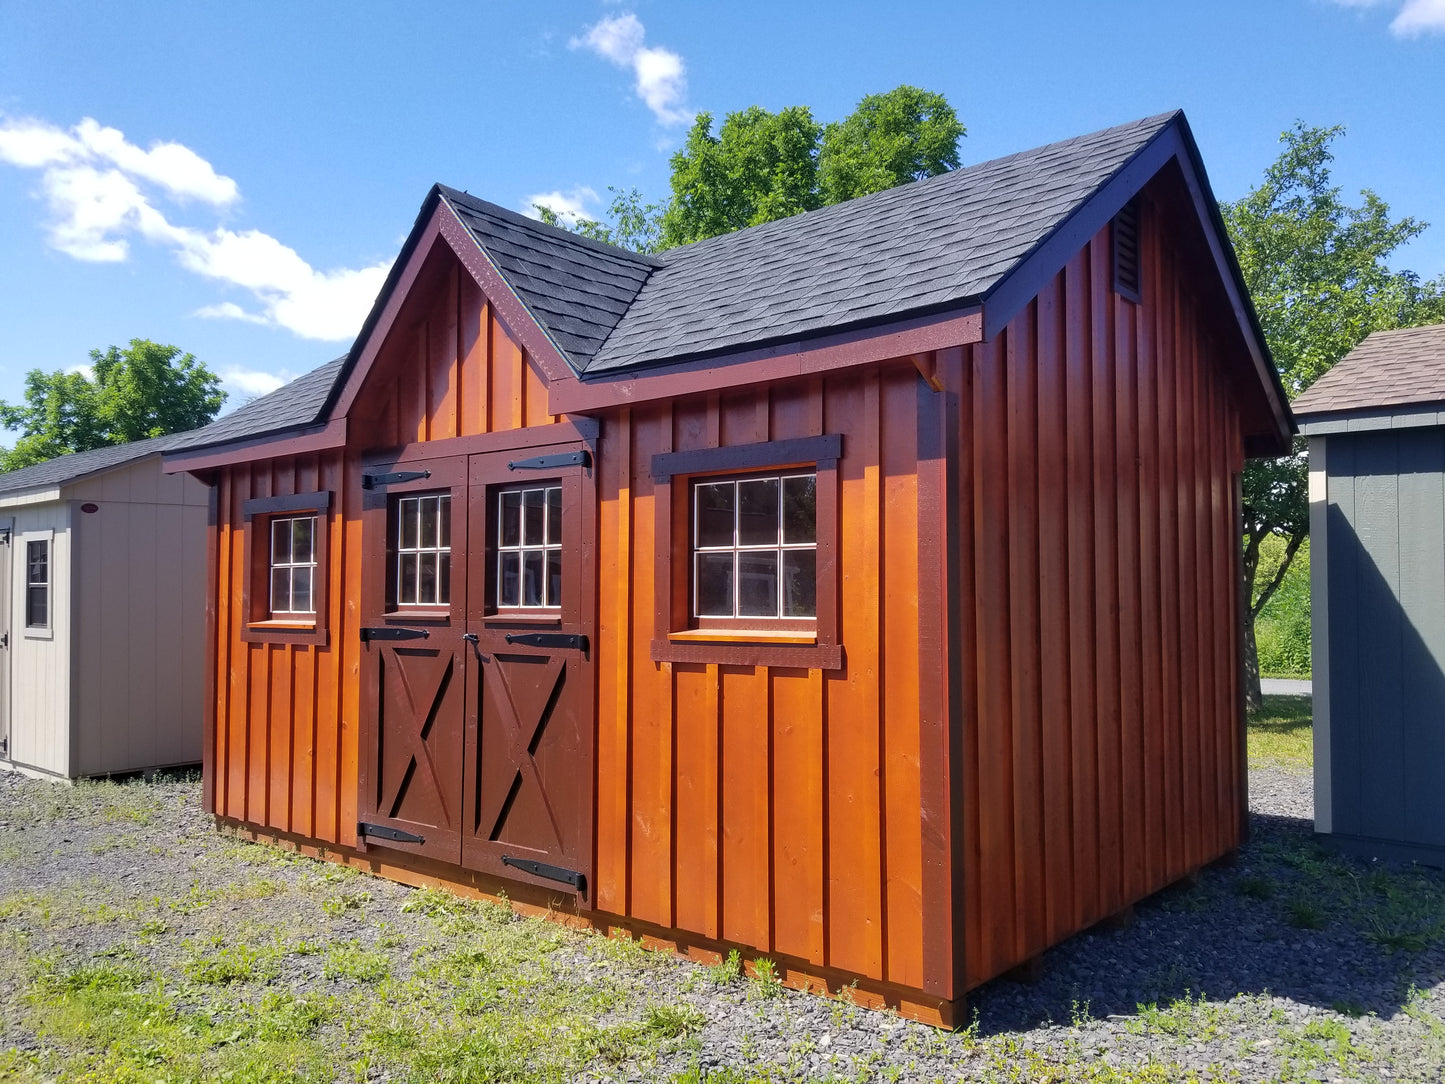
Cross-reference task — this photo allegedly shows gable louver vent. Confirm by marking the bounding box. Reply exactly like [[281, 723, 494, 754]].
[[1113, 198, 1141, 303]]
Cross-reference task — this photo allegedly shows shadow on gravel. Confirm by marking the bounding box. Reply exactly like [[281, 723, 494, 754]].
[[965, 808, 1445, 1036]]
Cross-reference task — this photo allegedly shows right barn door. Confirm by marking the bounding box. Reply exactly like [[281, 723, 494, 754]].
[[462, 440, 596, 904]]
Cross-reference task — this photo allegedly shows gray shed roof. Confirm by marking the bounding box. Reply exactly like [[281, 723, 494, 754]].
[[164, 355, 347, 453], [0, 433, 182, 497], [442, 111, 1179, 375], [1293, 323, 1445, 418]]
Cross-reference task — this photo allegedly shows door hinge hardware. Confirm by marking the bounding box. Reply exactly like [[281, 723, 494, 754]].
[[0, 632, 7, 650], [362, 470, 431, 490], [357, 822, 426, 844], [501, 854, 586, 891], [462, 632, 479, 643], [507, 450, 590, 472], [360, 626, 430, 642], [504, 632, 588, 655]]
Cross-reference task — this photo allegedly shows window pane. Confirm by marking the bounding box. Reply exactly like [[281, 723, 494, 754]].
[[737, 551, 780, 617], [782, 549, 817, 617], [695, 553, 734, 616], [292, 517, 313, 562], [272, 519, 289, 563], [27, 586, 47, 628], [439, 495, 451, 549], [500, 491, 521, 547], [523, 489, 545, 546], [439, 553, 450, 606], [546, 487, 562, 545], [737, 478, 780, 546], [696, 483, 735, 548], [420, 496, 438, 549], [399, 553, 418, 605], [400, 498, 419, 550], [419, 552, 438, 605], [292, 567, 313, 613], [782, 475, 817, 544], [271, 567, 290, 613], [498, 552, 520, 607], [522, 550, 544, 606], [546, 549, 562, 607], [27, 540, 47, 582]]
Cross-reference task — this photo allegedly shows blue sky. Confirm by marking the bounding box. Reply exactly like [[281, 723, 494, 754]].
[[1, 0, 1443, 429]]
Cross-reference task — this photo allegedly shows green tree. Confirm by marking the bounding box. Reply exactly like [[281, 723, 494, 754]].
[[659, 104, 823, 247], [535, 85, 965, 252], [1221, 123, 1445, 707], [818, 85, 965, 204], [0, 339, 226, 471]]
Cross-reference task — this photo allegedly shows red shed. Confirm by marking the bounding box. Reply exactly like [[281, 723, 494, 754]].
[[166, 110, 1291, 1024]]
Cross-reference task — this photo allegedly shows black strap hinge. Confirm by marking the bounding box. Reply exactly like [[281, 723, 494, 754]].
[[507, 451, 590, 472], [361, 627, 430, 642], [501, 854, 585, 891], [503, 632, 588, 655], [358, 822, 426, 844], [362, 469, 431, 490]]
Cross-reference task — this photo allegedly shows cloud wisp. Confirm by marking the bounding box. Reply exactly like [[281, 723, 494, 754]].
[[571, 13, 693, 126], [523, 186, 601, 226], [1329, 0, 1445, 36], [0, 115, 389, 342]]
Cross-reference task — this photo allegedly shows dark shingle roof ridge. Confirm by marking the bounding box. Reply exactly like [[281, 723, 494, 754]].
[[0, 431, 185, 496], [163, 354, 348, 453], [653, 109, 1182, 267], [435, 184, 663, 270]]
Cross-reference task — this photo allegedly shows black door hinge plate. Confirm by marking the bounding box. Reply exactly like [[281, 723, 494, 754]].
[[361, 626, 430, 642], [358, 822, 426, 844], [503, 632, 588, 654], [501, 854, 586, 891], [506, 450, 590, 472], [362, 470, 431, 490]]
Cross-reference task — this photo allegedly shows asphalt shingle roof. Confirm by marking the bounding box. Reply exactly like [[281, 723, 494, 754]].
[[439, 187, 658, 368], [1293, 323, 1445, 417], [0, 433, 183, 497], [164, 355, 348, 453], [446, 111, 1179, 374]]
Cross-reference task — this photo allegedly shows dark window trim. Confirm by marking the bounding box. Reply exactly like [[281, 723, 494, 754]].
[[648, 435, 843, 670], [24, 536, 50, 631], [241, 490, 332, 646]]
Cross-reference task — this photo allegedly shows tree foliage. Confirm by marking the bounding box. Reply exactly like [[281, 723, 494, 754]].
[[1220, 122, 1445, 705], [817, 85, 964, 205], [0, 339, 226, 471], [535, 85, 965, 253]]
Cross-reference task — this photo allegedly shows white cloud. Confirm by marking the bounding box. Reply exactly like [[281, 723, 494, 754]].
[[1391, 0, 1445, 34], [1327, 0, 1445, 34], [0, 114, 390, 343], [571, 13, 693, 126], [524, 186, 601, 226], [219, 366, 287, 398]]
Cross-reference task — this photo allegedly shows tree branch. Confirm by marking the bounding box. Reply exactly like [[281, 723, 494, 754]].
[[1249, 530, 1305, 621]]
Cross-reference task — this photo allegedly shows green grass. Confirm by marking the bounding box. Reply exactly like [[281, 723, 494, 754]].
[[1247, 693, 1314, 772]]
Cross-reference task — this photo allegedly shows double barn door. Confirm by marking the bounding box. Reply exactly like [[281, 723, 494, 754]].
[[357, 436, 595, 901]]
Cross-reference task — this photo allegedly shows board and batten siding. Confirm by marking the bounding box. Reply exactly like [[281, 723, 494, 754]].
[[593, 364, 938, 1002], [949, 208, 1248, 990], [207, 243, 559, 848], [1309, 428, 1445, 862], [68, 458, 209, 776], [3, 501, 72, 776]]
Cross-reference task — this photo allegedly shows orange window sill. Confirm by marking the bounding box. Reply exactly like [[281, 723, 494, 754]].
[[667, 628, 817, 645]]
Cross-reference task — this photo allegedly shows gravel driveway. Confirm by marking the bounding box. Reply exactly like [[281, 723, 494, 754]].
[[2, 765, 1443, 1082]]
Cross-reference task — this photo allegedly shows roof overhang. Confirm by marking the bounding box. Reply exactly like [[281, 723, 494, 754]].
[[1297, 401, 1445, 437], [163, 417, 347, 474], [0, 487, 62, 508]]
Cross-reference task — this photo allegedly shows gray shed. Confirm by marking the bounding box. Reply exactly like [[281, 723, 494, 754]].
[[0, 435, 209, 779], [1295, 322, 1445, 865]]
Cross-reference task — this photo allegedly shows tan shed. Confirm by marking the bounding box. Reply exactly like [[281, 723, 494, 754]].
[[0, 436, 209, 779]]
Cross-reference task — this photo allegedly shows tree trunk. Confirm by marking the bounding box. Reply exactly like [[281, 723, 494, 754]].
[[1243, 614, 1262, 712]]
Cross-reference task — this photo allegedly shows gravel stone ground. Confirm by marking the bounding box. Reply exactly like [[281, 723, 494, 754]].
[[2, 764, 1444, 1082]]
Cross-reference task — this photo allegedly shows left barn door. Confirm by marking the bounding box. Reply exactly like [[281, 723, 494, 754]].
[[357, 455, 469, 864]]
